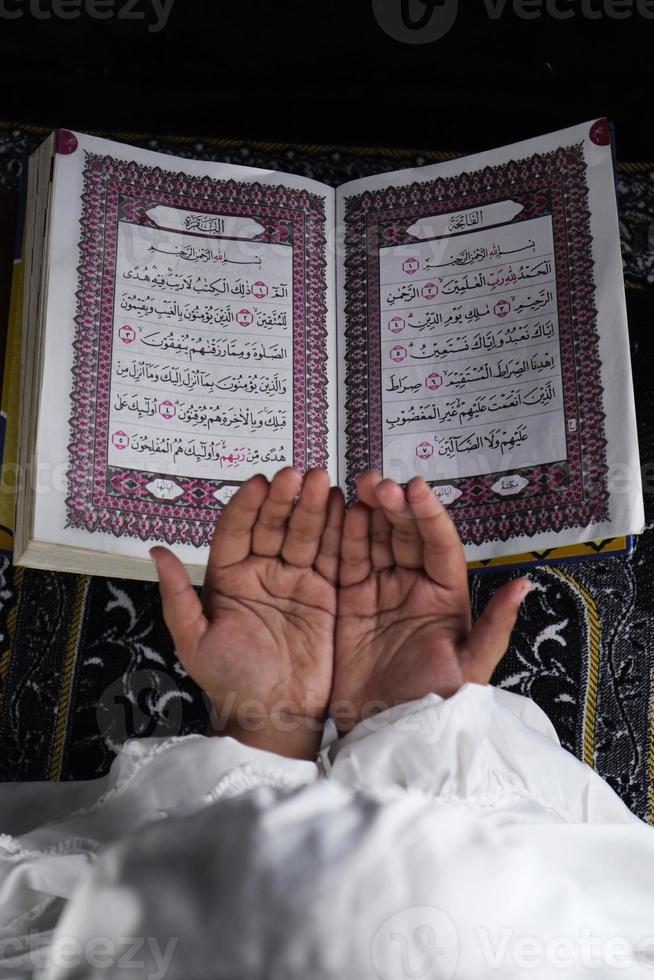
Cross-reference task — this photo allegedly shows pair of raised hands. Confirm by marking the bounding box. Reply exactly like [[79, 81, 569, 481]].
[[151, 469, 531, 761]]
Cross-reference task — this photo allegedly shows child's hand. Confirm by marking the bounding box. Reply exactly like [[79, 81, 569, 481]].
[[152, 468, 344, 760], [331, 472, 530, 733]]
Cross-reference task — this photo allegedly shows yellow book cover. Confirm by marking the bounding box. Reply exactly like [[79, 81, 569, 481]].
[[467, 535, 630, 573]]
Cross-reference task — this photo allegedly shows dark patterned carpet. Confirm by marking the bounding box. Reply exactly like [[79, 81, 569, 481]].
[[0, 124, 653, 823]]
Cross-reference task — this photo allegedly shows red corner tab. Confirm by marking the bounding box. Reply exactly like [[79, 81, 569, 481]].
[[589, 119, 611, 147], [56, 130, 78, 155]]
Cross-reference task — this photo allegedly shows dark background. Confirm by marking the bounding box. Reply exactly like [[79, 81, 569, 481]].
[[0, 0, 652, 159]]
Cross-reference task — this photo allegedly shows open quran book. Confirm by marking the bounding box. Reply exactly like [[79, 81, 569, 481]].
[[13, 121, 643, 583]]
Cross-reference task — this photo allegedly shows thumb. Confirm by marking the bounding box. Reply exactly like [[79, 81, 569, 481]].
[[464, 577, 532, 682], [150, 547, 208, 657]]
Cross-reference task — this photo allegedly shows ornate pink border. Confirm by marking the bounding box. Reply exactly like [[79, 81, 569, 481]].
[[343, 143, 609, 545], [66, 152, 329, 547]]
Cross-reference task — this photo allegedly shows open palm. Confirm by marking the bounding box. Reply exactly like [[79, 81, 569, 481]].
[[152, 468, 343, 757], [332, 473, 531, 732]]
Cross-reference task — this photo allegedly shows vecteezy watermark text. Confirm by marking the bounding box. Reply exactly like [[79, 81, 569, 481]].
[[372, 907, 654, 978], [0, 0, 175, 31], [373, 0, 654, 43], [0, 933, 178, 980]]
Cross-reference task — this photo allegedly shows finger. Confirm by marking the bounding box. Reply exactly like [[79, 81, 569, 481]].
[[356, 471, 393, 570], [251, 467, 302, 557], [370, 506, 393, 570], [339, 502, 371, 587], [151, 547, 208, 656], [208, 474, 269, 571], [405, 476, 467, 589], [282, 468, 331, 567], [315, 487, 345, 584], [356, 470, 383, 509], [464, 578, 532, 682], [374, 479, 423, 568]]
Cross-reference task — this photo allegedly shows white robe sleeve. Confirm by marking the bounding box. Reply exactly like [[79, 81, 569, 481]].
[[35, 770, 654, 980], [0, 734, 318, 977], [325, 683, 638, 826], [3, 685, 654, 980]]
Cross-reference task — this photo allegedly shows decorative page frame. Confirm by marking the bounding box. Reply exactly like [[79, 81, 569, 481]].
[[343, 144, 609, 545], [66, 152, 329, 547]]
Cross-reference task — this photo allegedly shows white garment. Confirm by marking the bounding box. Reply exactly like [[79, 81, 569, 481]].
[[0, 683, 653, 980]]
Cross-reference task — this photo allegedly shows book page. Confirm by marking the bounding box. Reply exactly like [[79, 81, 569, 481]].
[[31, 131, 336, 567], [337, 119, 644, 561]]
